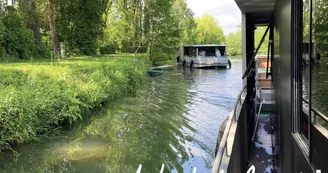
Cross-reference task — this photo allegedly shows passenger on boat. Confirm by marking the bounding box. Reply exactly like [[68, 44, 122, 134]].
[[215, 48, 221, 57], [317, 52, 321, 61], [199, 50, 206, 56]]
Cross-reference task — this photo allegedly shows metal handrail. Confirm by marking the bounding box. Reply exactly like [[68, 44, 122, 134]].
[[242, 22, 273, 79], [252, 99, 265, 142], [211, 85, 247, 173], [302, 98, 328, 123], [234, 85, 247, 121]]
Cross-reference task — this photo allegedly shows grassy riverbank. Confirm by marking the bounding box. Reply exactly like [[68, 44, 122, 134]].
[[0, 55, 150, 150]]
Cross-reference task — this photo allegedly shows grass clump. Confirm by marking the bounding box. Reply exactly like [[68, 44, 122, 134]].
[[0, 56, 150, 150]]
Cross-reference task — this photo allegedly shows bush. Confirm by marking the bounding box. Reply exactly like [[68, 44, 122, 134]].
[[0, 56, 150, 150], [0, 20, 5, 57], [0, 7, 50, 60], [4, 28, 35, 59], [100, 44, 117, 54], [31, 42, 51, 59], [0, 20, 4, 45], [126, 46, 148, 54]]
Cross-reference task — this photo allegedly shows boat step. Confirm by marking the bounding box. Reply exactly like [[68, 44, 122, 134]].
[[259, 90, 274, 102], [257, 56, 271, 68], [258, 62, 271, 69], [257, 72, 272, 79], [258, 79, 272, 88], [257, 101, 275, 112]]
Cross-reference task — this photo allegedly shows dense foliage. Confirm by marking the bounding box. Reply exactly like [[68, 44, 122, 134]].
[[0, 56, 149, 150], [55, 0, 109, 55], [0, 0, 231, 63], [101, 0, 196, 63], [314, 0, 328, 56], [226, 28, 242, 56], [0, 6, 50, 60], [195, 14, 225, 44], [225, 26, 269, 56]]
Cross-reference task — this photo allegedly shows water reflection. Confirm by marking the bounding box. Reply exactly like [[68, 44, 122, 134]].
[[302, 58, 328, 127], [0, 60, 242, 173]]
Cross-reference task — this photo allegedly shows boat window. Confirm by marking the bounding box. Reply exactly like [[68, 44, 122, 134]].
[[184, 47, 195, 57], [197, 47, 214, 56], [301, 0, 311, 140], [299, 0, 328, 141], [311, 0, 328, 130], [196, 46, 225, 57]]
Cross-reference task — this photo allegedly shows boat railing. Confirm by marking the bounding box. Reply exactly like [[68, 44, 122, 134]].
[[302, 98, 328, 125], [301, 98, 328, 171], [211, 85, 247, 173]]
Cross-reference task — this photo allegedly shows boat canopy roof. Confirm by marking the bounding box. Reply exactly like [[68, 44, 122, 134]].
[[184, 44, 226, 48], [234, 0, 275, 24]]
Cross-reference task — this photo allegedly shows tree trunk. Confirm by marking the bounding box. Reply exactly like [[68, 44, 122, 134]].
[[48, 0, 57, 56], [20, 0, 41, 42], [30, 1, 41, 42]]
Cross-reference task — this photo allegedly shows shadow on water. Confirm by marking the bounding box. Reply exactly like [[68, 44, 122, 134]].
[[0, 60, 243, 173]]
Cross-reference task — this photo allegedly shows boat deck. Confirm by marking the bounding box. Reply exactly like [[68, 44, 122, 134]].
[[248, 56, 275, 173], [248, 113, 274, 173]]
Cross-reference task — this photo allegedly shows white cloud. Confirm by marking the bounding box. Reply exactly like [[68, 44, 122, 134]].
[[216, 15, 239, 35], [216, 15, 238, 28], [186, 0, 241, 35], [187, 0, 231, 17]]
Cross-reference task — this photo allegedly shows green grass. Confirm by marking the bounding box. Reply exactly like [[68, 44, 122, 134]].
[[0, 55, 150, 150], [229, 55, 242, 60]]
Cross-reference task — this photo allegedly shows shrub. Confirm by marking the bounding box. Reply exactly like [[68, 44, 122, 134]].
[[0, 7, 50, 60], [126, 46, 148, 54], [100, 44, 117, 54], [4, 28, 35, 59], [0, 20, 5, 57]]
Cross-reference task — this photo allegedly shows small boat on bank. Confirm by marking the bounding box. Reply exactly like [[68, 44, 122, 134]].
[[147, 68, 164, 76]]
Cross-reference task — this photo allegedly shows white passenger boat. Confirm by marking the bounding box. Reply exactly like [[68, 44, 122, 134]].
[[180, 44, 231, 68]]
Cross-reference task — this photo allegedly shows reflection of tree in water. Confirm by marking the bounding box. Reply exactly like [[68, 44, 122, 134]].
[[0, 68, 194, 173], [83, 68, 195, 172], [302, 59, 328, 127]]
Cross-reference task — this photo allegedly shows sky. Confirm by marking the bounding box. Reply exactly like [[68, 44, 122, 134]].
[[186, 0, 241, 36]]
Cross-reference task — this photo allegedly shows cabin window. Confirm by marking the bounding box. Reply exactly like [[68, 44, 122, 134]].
[[310, 0, 328, 130], [184, 47, 196, 57], [301, 0, 311, 141], [197, 46, 225, 57], [297, 0, 328, 141], [198, 47, 215, 56]]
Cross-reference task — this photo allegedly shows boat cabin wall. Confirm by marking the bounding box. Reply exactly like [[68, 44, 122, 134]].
[[272, 0, 327, 172]]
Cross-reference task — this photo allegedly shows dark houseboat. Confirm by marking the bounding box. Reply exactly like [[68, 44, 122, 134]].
[[212, 0, 328, 173]]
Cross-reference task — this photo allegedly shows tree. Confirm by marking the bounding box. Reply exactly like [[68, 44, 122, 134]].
[[255, 26, 269, 54], [314, 0, 328, 55], [102, 0, 135, 53], [226, 29, 242, 56], [172, 0, 197, 45], [144, 0, 180, 62], [195, 14, 225, 44], [47, 0, 57, 56], [19, 0, 42, 42], [55, 0, 109, 55]]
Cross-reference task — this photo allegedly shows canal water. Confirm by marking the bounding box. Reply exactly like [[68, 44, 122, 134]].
[[303, 58, 328, 126], [0, 59, 243, 173]]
